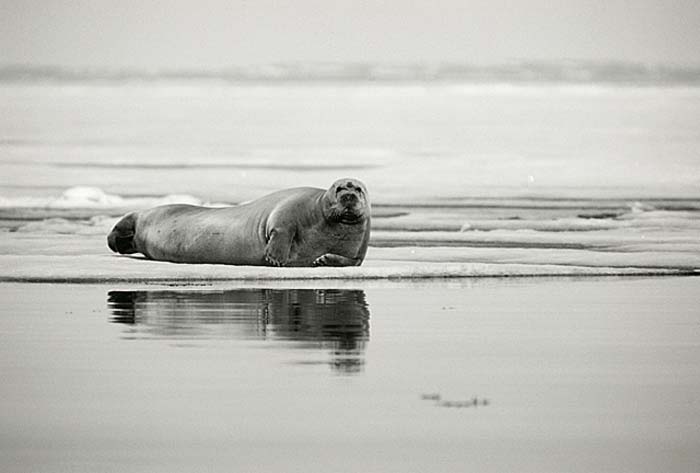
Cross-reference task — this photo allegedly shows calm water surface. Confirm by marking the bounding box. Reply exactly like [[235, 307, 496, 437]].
[[1, 277, 699, 472]]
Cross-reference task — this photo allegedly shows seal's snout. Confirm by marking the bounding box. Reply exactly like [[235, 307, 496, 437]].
[[340, 191, 358, 205]]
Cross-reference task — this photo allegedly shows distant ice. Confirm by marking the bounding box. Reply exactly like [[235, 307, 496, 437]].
[[0, 186, 203, 209], [14, 216, 117, 235]]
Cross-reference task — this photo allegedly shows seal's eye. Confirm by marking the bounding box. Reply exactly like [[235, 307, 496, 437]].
[[336, 186, 343, 193]]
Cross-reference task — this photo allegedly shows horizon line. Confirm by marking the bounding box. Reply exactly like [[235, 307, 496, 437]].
[[2, 60, 700, 85]]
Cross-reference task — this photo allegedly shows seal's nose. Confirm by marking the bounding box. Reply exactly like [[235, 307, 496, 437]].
[[340, 192, 358, 205]]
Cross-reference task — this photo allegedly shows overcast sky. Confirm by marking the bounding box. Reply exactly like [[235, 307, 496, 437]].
[[2, 0, 699, 68]]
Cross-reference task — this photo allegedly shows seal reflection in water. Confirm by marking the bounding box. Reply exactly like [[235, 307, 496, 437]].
[[108, 289, 370, 373], [107, 178, 370, 267]]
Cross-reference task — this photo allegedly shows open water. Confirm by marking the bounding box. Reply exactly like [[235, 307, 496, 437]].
[[1, 278, 700, 472]]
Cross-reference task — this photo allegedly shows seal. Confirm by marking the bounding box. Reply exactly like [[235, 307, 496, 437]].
[[107, 178, 370, 267]]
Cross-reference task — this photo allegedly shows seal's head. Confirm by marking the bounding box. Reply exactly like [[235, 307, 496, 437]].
[[323, 178, 370, 224]]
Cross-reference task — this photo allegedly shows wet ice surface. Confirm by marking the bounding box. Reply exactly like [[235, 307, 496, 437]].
[[1, 278, 699, 472], [1, 187, 699, 279]]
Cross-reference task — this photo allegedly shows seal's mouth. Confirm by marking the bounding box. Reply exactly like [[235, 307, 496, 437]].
[[339, 207, 363, 224]]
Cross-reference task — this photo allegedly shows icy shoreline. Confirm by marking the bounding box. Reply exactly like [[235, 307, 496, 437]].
[[1, 253, 695, 284]]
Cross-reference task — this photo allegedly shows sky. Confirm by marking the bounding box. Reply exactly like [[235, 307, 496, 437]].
[[1, 0, 700, 68]]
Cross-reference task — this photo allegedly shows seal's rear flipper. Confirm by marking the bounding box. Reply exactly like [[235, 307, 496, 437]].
[[107, 212, 138, 254]]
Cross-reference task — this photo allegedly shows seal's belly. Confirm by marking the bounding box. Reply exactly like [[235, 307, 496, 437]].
[[136, 205, 267, 265]]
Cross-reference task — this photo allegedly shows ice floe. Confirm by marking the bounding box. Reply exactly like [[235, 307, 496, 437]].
[[0, 254, 692, 283], [1, 187, 699, 280]]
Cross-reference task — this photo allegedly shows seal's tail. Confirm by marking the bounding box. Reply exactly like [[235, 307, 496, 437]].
[[107, 212, 138, 254]]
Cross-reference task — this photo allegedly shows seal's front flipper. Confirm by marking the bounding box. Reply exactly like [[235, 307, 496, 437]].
[[264, 229, 292, 266], [107, 212, 138, 254], [312, 253, 361, 267]]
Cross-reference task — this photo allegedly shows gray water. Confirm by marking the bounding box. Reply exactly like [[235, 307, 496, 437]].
[[2, 277, 699, 472]]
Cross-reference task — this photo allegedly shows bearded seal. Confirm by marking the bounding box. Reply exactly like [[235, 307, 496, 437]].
[[107, 178, 370, 267]]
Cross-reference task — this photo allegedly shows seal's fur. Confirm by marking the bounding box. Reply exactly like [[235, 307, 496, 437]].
[[107, 178, 370, 267]]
